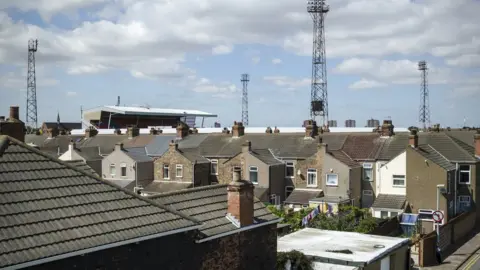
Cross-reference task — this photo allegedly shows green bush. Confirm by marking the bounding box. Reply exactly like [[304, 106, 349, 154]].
[[277, 250, 313, 270]]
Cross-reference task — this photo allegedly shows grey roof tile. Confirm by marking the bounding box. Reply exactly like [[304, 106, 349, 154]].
[[178, 149, 210, 163], [371, 194, 406, 209], [77, 135, 127, 155], [64, 160, 100, 177], [328, 150, 360, 168], [250, 149, 283, 165], [411, 144, 456, 171], [123, 147, 153, 162], [75, 146, 102, 161], [0, 135, 200, 268], [150, 184, 279, 238], [284, 189, 323, 205]]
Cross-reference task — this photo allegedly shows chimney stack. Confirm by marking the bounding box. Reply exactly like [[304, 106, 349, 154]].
[[127, 126, 140, 139], [169, 140, 179, 151], [47, 127, 59, 138], [9, 106, 19, 120], [227, 167, 254, 227], [242, 140, 252, 153], [304, 119, 318, 138], [176, 122, 189, 139], [222, 127, 230, 134], [274, 126, 280, 133], [0, 106, 25, 142], [68, 140, 76, 151], [474, 130, 480, 158], [115, 142, 124, 151], [232, 121, 245, 138], [409, 129, 419, 148], [380, 120, 394, 137], [149, 128, 158, 135]]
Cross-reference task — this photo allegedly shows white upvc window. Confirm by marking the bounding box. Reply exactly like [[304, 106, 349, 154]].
[[307, 168, 317, 187], [286, 162, 294, 178], [380, 211, 389, 219], [363, 163, 373, 181], [418, 209, 434, 221], [392, 174, 406, 187], [363, 190, 373, 196], [109, 164, 116, 177], [120, 163, 127, 177], [249, 166, 258, 184], [163, 164, 170, 179], [175, 164, 183, 178], [210, 159, 218, 175], [326, 173, 338, 186], [459, 165, 471, 184]]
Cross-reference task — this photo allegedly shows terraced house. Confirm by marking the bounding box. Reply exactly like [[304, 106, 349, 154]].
[[0, 108, 281, 270]]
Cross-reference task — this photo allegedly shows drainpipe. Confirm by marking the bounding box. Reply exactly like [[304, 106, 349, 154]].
[[192, 160, 197, 188], [454, 163, 458, 216]]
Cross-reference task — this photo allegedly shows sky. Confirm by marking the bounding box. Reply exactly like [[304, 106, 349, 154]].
[[0, 0, 479, 128]]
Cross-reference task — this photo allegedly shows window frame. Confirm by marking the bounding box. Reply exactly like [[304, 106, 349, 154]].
[[109, 164, 116, 177], [380, 211, 389, 219], [175, 164, 183, 178], [210, 159, 218, 175], [307, 168, 318, 187], [285, 162, 294, 178], [325, 173, 339, 187], [249, 166, 258, 184], [163, 164, 170, 180], [459, 165, 471, 185], [363, 163, 373, 182], [458, 195, 471, 208], [418, 209, 434, 221], [392, 174, 406, 187], [120, 163, 127, 177], [363, 190, 373, 196]]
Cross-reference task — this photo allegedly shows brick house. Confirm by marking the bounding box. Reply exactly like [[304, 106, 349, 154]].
[[406, 130, 480, 234], [0, 106, 281, 270]]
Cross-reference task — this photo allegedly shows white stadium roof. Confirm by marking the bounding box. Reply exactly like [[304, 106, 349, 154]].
[[83, 106, 218, 117]]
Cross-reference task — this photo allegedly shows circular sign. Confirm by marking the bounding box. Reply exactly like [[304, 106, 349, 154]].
[[432, 211, 444, 223]]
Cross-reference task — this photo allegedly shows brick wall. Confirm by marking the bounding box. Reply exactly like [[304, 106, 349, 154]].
[[154, 147, 194, 181], [368, 216, 401, 236], [29, 224, 277, 270], [210, 155, 246, 184]]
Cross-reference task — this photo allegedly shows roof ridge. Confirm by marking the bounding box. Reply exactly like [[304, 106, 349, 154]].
[[149, 184, 229, 198], [2, 135, 201, 226]]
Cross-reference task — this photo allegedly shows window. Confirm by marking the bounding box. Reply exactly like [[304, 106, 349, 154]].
[[176, 164, 183, 178], [363, 163, 373, 181], [285, 186, 294, 199], [286, 162, 294, 177], [120, 163, 127, 177], [392, 174, 405, 187], [459, 165, 471, 184], [381, 211, 389, 219], [307, 169, 317, 186], [270, 194, 280, 205], [109, 164, 116, 177], [418, 209, 434, 221], [363, 190, 373, 196], [326, 173, 338, 186], [210, 160, 218, 175], [249, 166, 258, 184], [458, 196, 471, 213], [163, 164, 170, 179], [391, 212, 398, 217]]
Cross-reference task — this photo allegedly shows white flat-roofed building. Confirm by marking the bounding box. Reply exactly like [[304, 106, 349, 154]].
[[278, 228, 411, 270]]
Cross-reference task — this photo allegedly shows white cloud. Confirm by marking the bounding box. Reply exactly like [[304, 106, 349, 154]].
[[349, 79, 386, 89], [67, 64, 107, 75], [66, 91, 77, 96], [252, 57, 260, 64], [272, 58, 282, 64], [263, 76, 310, 90], [212, 44, 233, 55], [192, 77, 238, 98]]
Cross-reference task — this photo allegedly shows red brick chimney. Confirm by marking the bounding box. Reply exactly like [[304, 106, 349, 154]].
[[381, 120, 394, 137], [409, 129, 418, 148], [474, 130, 480, 157], [232, 121, 245, 138], [0, 106, 25, 142], [169, 140, 179, 151], [304, 119, 318, 138], [227, 167, 254, 227], [176, 122, 189, 139]]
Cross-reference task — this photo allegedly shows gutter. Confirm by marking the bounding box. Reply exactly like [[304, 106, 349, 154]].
[[1, 224, 203, 270], [195, 219, 281, 244]]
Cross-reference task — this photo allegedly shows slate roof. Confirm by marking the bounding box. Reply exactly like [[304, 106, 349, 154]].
[[0, 135, 201, 268], [250, 149, 283, 165], [25, 135, 84, 154], [78, 135, 127, 155], [178, 148, 210, 163], [426, 133, 476, 162], [411, 144, 456, 171], [145, 135, 176, 156], [75, 146, 102, 161], [341, 134, 384, 160], [123, 147, 153, 162], [254, 187, 269, 202], [64, 160, 100, 177], [197, 133, 348, 159], [141, 181, 193, 194], [328, 150, 360, 168], [150, 184, 280, 238], [371, 194, 406, 210], [284, 189, 323, 205]]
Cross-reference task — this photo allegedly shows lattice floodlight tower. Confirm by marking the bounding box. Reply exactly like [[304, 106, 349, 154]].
[[418, 61, 430, 131], [26, 39, 39, 133], [241, 73, 249, 126], [307, 0, 329, 127]]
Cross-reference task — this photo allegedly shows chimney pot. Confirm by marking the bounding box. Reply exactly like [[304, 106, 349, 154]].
[[304, 119, 318, 138], [265, 127, 272, 134], [176, 122, 189, 139], [242, 140, 252, 153], [85, 127, 98, 138], [0, 116, 5, 122], [227, 167, 254, 227], [127, 126, 140, 138], [9, 106, 19, 120], [169, 140, 179, 151], [232, 121, 245, 137], [115, 143, 124, 151], [381, 119, 395, 137]]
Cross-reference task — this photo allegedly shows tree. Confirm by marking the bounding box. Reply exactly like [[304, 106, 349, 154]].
[[267, 205, 313, 232], [277, 250, 313, 270], [309, 205, 378, 233]]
